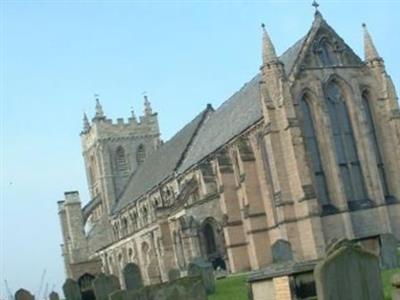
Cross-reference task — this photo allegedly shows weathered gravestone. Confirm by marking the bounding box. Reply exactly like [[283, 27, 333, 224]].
[[15, 289, 34, 300], [109, 285, 156, 300], [108, 290, 133, 300], [49, 291, 60, 300], [109, 276, 207, 300], [187, 257, 215, 295], [167, 269, 181, 282], [63, 279, 82, 300], [92, 273, 120, 300], [392, 273, 400, 300], [271, 239, 293, 263], [123, 263, 143, 291], [78, 273, 95, 300], [314, 239, 384, 300], [161, 276, 206, 300], [380, 234, 399, 269]]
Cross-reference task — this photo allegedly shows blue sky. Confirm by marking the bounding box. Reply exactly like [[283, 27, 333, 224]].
[[1, 0, 399, 296]]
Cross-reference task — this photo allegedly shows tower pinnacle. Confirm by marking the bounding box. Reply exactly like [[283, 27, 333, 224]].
[[94, 95, 105, 120], [144, 94, 152, 115], [82, 113, 90, 133], [261, 23, 278, 65], [362, 23, 381, 62], [131, 107, 137, 122]]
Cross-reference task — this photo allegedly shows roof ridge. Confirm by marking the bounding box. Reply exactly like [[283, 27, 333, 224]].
[[174, 104, 214, 172]]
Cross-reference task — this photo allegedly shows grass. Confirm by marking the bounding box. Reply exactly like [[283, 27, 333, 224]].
[[382, 268, 400, 300], [208, 274, 248, 300], [208, 268, 400, 300]]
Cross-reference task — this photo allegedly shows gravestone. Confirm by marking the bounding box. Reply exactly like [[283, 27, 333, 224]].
[[271, 239, 293, 263], [108, 290, 140, 300], [108, 276, 207, 300], [314, 239, 384, 300], [49, 291, 60, 300], [63, 279, 82, 300], [152, 276, 206, 300], [108, 290, 127, 300], [123, 263, 143, 291], [15, 289, 34, 300], [78, 273, 95, 300], [379, 234, 399, 269], [92, 273, 120, 300], [392, 273, 400, 300], [109, 275, 121, 290], [168, 268, 181, 281], [187, 257, 215, 295]]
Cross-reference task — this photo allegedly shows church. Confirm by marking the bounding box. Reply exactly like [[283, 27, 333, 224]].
[[57, 8, 400, 285]]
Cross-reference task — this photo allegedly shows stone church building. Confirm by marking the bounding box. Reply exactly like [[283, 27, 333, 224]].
[[58, 10, 400, 284]]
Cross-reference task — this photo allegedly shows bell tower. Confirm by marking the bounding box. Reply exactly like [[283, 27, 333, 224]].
[[81, 95, 161, 214]]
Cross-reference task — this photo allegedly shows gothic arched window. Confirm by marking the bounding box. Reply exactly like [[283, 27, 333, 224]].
[[325, 81, 367, 203], [136, 144, 146, 165], [128, 248, 133, 260], [362, 91, 389, 197], [203, 223, 217, 255], [116, 146, 127, 172], [122, 217, 128, 235], [300, 95, 330, 205], [108, 255, 114, 274]]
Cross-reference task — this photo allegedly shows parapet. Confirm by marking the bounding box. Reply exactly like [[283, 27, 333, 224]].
[[64, 191, 81, 204], [57, 200, 65, 212]]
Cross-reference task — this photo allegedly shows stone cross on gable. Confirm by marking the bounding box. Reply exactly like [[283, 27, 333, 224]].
[[312, 0, 320, 11]]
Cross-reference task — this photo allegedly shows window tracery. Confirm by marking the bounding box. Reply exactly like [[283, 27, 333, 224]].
[[325, 81, 367, 203], [313, 36, 341, 66], [300, 94, 330, 206], [362, 91, 390, 198]]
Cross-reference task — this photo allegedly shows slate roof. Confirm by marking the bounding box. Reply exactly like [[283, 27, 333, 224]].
[[177, 74, 262, 173], [280, 36, 307, 75], [87, 215, 113, 253], [113, 107, 212, 212], [112, 35, 306, 214], [176, 37, 307, 174]]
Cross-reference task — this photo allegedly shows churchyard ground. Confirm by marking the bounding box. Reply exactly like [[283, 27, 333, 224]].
[[209, 267, 400, 300]]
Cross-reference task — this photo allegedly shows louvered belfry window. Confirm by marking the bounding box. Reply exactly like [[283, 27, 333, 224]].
[[325, 82, 367, 202], [136, 144, 146, 165], [116, 146, 127, 171]]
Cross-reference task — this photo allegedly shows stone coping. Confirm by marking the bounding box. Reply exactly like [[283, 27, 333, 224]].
[[247, 259, 320, 283]]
